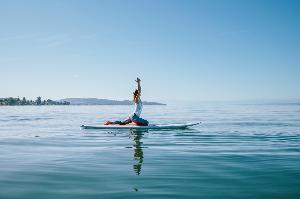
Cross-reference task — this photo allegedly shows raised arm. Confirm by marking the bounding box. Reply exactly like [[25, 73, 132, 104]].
[[135, 77, 141, 96]]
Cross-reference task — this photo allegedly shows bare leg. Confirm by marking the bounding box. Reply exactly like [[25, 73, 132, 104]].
[[104, 121, 122, 125], [120, 118, 132, 125], [104, 118, 132, 125]]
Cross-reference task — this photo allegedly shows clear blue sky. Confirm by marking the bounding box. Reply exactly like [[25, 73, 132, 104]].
[[0, 0, 299, 102]]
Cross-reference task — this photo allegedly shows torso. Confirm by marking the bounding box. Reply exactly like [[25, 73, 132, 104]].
[[130, 98, 143, 118]]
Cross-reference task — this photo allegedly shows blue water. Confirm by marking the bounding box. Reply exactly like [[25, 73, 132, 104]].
[[0, 102, 300, 199]]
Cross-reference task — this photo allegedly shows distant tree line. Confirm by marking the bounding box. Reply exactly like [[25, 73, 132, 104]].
[[0, 97, 70, 106]]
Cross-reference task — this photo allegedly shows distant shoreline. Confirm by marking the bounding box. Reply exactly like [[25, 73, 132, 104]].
[[0, 97, 166, 106], [0, 97, 70, 106], [60, 98, 166, 105]]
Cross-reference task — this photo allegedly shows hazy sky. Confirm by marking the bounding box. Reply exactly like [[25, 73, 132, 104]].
[[0, 0, 299, 101]]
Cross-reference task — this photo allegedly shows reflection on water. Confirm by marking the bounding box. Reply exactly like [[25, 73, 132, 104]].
[[130, 130, 147, 175]]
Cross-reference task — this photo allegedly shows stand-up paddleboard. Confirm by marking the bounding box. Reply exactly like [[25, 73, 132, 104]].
[[81, 122, 200, 130]]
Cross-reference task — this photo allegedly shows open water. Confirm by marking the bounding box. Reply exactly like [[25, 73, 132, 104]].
[[0, 102, 300, 199]]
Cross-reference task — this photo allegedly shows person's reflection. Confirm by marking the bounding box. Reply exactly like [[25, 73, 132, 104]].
[[130, 129, 147, 175]]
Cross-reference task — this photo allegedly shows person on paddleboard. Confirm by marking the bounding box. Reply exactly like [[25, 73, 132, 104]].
[[104, 78, 149, 126]]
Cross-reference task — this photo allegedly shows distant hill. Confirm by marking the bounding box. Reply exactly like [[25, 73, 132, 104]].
[[60, 98, 166, 105]]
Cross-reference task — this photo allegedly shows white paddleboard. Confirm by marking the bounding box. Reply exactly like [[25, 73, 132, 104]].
[[81, 122, 200, 130]]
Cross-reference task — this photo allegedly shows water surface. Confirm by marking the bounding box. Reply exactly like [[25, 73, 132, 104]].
[[0, 103, 300, 199]]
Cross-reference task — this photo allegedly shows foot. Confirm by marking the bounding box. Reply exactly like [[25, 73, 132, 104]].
[[104, 121, 113, 125]]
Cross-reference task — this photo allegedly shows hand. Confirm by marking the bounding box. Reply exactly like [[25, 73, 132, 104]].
[[135, 77, 141, 82]]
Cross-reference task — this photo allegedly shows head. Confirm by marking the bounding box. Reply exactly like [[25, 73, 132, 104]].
[[133, 89, 139, 102]]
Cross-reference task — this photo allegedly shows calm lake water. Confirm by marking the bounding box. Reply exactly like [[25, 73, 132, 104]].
[[1, 102, 300, 199]]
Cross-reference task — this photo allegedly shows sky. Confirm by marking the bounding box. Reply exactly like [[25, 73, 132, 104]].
[[0, 0, 299, 102]]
